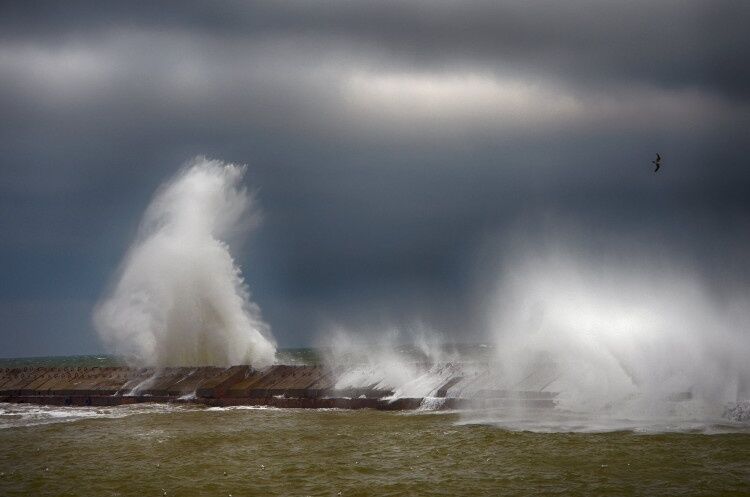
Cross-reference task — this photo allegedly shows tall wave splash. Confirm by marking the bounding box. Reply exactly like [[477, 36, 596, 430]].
[[93, 157, 276, 367], [461, 242, 750, 432]]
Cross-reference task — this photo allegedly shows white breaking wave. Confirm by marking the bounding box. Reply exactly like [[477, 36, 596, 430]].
[[93, 157, 276, 367], [451, 239, 750, 432], [0, 403, 191, 430]]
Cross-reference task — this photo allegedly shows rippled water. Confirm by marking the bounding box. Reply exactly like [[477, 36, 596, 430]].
[[1, 403, 749, 496]]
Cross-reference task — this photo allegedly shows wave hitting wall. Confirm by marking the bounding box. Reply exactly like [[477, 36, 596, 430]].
[[93, 157, 276, 367]]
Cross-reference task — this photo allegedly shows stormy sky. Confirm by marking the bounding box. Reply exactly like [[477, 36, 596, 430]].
[[1, 1, 749, 357]]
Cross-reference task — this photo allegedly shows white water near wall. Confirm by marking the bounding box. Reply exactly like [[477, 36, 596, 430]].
[[93, 158, 276, 368], [320, 241, 750, 432], [461, 242, 750, 431]]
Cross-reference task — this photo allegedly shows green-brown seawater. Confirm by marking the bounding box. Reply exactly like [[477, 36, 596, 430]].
[[1, 404, 749, 496]]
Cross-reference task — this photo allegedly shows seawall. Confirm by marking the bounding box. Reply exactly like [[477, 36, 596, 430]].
[[0, 365, 557, 410]]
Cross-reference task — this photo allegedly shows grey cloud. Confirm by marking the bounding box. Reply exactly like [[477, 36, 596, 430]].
[[2, 1, 748, 100], [0, 1, 748, 354], [0, 298, 99, 357]]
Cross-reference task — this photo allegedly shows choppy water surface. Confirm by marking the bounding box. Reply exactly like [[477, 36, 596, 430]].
[[1, 403, 748, 496]]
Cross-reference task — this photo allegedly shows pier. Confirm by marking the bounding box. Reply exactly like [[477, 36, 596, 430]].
[[0, 365, 557, 410]]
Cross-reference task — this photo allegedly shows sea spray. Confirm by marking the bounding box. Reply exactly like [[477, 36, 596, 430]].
[[319, 325, 466, 400], [93, 157, 276, 367], [470, 241, 750, 429], [322, 327, 424, 394]]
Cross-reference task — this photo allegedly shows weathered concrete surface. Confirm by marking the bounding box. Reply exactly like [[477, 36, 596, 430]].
[[0, 366, 558, 410], [196, 365, 250, 398]]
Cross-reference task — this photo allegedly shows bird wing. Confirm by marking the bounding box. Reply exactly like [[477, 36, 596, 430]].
[[656, 153, 661, 161]]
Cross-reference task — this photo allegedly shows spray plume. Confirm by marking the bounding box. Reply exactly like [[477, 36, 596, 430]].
[[470, 240, 750, 430], [319, 237, 750, 430], [94, 157, 276, 367]]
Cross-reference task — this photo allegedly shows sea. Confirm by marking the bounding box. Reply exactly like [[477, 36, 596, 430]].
[[1, 352, 749, 496]]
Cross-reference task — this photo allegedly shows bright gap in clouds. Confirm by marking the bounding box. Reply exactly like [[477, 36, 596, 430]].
[[342, 70, 736, 133], [343, 71, 582, 127]]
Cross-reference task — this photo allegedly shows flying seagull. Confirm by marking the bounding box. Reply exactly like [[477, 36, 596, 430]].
[[652, 153, 662, 172]]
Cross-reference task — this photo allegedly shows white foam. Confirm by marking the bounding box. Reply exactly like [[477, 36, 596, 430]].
[[0, 402, 190, 430], [93, 157, 276, 367], [473, 242, 750, 432]]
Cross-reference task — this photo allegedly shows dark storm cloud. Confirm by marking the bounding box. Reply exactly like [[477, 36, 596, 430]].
[[2, 0, 748, 99], [0, 1, 748, 355]]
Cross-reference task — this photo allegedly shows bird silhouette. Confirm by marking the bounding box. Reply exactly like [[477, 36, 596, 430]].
[[651, 153, 661, 172]]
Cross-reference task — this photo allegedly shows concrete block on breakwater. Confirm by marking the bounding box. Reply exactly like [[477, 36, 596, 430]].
[[0, 365, 559, 410]]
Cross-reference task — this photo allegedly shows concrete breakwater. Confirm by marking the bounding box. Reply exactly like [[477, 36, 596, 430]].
[[0, 365, 557, 410]]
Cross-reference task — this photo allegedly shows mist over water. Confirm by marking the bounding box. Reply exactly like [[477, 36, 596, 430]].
[[465, 240, 750, 431], [93, 157, 276, 367], [318, 236, 750, 432]]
